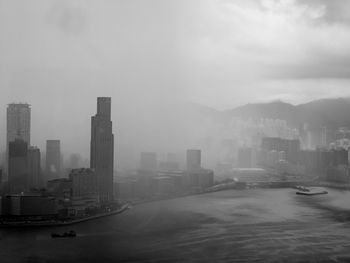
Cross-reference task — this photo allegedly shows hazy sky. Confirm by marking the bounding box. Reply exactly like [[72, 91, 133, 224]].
[[1, 0, 350, 166]]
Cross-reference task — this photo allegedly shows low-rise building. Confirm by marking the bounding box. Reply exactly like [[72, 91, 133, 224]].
[[47, 178, 72, 200], [68, 168, 99, 215], [187, 169, 214, 190], [1, 193, 58, 219], [229, 168, 269, 183], [69, 168, 98, 199]]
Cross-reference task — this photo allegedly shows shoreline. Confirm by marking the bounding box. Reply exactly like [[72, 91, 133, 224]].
[[0, 204, 130, 228], [2, 183, 349, 228], [129, 182, 350, 206]]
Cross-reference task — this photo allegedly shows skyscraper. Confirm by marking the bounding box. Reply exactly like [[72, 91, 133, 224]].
[[45, 140, 61, 181], [6, 103, 31, 180], [8, 139, 28, 193], [90, 97, 114, 203], [28, 146, 41, 190], [7, 103, 31, 146]]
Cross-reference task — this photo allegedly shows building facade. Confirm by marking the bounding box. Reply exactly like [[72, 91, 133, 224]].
[[27, 146, 41, 190], [45, 140, 61, 181], [7, 103, 31, 147], [90, 97, 114, 203], [0, 193, 57, 219], [261, 137, 300, 164], [47, 178, 72, 200], [8, 139, 28, 194], [6, 103, 31, 180], [69, 168, 98, 199]]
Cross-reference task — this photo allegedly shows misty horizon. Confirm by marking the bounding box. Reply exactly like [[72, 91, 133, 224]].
[[2, 1, 350, 170], [3, 1, 350, 262]]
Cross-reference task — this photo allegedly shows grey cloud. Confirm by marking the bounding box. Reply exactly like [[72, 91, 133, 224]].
[[2, 0, 350, 165], [47, 2, 87, 35], [296, 0, 350, 24], [266, 50, 350, 79]]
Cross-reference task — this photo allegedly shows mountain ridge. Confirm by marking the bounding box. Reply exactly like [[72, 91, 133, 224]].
[[191, 97, 350, 130], [225, 97, 350, 129]]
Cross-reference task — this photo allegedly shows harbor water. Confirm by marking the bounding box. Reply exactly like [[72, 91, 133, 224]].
[[1, 188, 350, 262]]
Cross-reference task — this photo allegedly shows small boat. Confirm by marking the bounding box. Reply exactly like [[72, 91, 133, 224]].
[[51, 230, 76, 238], [296, 187, 328, 196]]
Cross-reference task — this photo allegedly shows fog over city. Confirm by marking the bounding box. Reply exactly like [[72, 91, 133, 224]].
[[3, 1, 350, 262], [1, 0, 350, 169]]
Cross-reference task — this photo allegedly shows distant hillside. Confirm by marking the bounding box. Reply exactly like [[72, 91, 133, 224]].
[[227, 101, 299, 125], [297, 98, 350, 128], [225, 98, 350, 129]]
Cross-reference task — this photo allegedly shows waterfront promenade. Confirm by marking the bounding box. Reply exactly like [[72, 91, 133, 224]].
[[0, 204, 130, 228]]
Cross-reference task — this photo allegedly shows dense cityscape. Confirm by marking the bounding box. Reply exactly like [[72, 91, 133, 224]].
[[0, 97, 217, 225], [2, 0, 350, 262], [1, 97, 350, 226]]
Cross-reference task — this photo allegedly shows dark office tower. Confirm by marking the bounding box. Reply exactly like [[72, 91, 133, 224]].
[[8, 139, 28, 193], [186, 149, 201, 172], [0, 168, 3, 189], [45, 140, 61, 181], [7, 103, 31, 146], [139, 152, 157, 173], [28, 146, 41, 190], [6, 103, 31, 180], [90, 97, 114, 203], [237, 147, 252, 168]]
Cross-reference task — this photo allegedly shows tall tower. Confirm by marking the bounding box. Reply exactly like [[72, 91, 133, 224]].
[[8, 139, 28, 193], [90, 97, 114, 203], [45, 140, 61, 181], [7, 103, 31, 146], [28, 146, 41, 189], [6, 103, 31, 180]]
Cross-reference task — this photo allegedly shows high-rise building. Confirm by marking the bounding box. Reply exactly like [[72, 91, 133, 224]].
[[0, 168, 3, 191], [261, 137, 300, 164], [45, 140, 61, 181], [90, 97, 114, 203], [8, 139, 28, 193], [6, 103, 31, 180], [186, 149, 201, 172], [7, 103, 31, 146], [28, 146, 41, 190]]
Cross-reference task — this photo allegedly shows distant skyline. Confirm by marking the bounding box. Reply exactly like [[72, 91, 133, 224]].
[[1, 0, 350, 167]]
